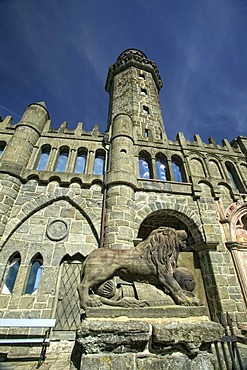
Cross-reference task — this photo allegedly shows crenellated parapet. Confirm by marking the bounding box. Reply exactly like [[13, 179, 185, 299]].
[[105, 48, 163, 93]]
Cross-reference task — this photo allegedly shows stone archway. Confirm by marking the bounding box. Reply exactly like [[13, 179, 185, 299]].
[[136, 209, 207, 306], [136, 206, 203, 247]]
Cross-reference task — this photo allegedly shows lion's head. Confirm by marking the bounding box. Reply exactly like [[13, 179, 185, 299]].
[[137, 227, 187, 274]]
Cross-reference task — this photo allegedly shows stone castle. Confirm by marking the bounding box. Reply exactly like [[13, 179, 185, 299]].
[[0, 49, 247, 368]]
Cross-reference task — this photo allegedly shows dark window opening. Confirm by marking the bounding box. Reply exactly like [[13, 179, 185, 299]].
[[143, 105, 150, 114]]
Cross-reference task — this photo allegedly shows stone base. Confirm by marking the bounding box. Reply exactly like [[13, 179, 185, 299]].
[[74, 352, 216, 370], [72, 306, 223, 370]]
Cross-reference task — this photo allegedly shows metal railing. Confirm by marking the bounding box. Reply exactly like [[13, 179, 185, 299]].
[[214, 313, 245, 370]]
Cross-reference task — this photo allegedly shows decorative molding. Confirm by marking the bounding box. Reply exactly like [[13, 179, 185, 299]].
[[46, 219, 68, 241]]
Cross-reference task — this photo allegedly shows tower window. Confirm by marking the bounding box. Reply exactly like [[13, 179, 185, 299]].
[[143, 105, 150, 114], [93, 150, 105, 175], [156, 154, 169, 181], [172, 156, 186, 183], [74, 149, 87, 174], [1, 253, 21, 294], [225, 162, 244, 192], [55, 147, 69, 172], [139, 72, 145, 79], [141, 88, 147, 96], [139, 151, 152, 179], [25, 255, 43, 294], [36, 145, 51, 171], [144, 129, 149, 138]]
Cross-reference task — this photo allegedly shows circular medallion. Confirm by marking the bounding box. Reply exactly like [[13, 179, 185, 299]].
[[46, 219, 68, 241]]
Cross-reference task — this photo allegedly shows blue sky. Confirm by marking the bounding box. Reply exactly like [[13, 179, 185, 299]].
[[0, 0, 247, 143]]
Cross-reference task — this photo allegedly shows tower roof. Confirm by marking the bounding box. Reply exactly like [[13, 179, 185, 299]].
[[117, 49, 147, 61]]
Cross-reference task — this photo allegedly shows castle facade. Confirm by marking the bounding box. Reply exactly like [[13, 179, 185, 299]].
[[0, 49, 247, 338]]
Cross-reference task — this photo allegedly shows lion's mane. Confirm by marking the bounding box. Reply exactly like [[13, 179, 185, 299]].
[[136, 227, 180, 274]]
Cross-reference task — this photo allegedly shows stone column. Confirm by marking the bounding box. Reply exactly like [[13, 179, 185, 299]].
[[226, 242, 247, 308], [104, 114, 137, 249]]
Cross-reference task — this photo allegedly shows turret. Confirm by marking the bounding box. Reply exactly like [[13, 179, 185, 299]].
[[0, 102, 49, 239], [0, 102, 49, 175], [105, 49, 167, 143]]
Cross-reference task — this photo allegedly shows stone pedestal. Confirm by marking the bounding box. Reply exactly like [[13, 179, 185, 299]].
[[71, 306, 223, 370]]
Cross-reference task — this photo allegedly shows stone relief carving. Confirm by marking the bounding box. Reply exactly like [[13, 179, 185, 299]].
[[235, 214, 247, 243], [77, 226, 202, 309], [46, 219, 68, 241]]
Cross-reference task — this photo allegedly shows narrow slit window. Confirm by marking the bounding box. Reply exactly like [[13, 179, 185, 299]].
[[143, 105, 150, 114], [141, 88, 147, 96], [144, 129, 149, 138], [139, 72, 145, 79]]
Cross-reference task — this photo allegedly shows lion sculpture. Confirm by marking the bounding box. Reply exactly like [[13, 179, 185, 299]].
[[78, 226, 201, 309]]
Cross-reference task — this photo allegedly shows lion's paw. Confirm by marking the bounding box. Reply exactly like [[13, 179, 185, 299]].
[[85, 295, 103, 308], [180, 297, 203, 307]]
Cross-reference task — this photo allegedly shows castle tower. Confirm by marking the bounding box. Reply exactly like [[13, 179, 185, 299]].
[[105, 49, 167, 143], [0, 102, 49, 238], [104, 50, 166, 248]]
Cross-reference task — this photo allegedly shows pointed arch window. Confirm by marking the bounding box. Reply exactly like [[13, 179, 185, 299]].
[[55, 147, 69, 172], [172, 156, 186, 183], [36, 145, 51, 170], [156, 154, 169, 181], [93, 150, 105, 175], [1, 253, 21, 294], [25, 254, 43, 294], [74, 148, 87, 174], [0, 142, 6, 158], [139, 151, 152, 179], [226, 162, 243, 192]]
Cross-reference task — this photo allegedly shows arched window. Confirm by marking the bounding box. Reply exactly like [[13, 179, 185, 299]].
[[36, 145, 51, 170], [93, 150, 105, 175], [139, 151, 152, 179], [172, 156, 186, 183], [156, 154, 169, 181], [74, 148, 87, 174], [0, 142, 6, 158], [55, 147, 69, 172], [1, 253, 21, 294], [226, 162, 243, 192], [25, 254, 43, 294]]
